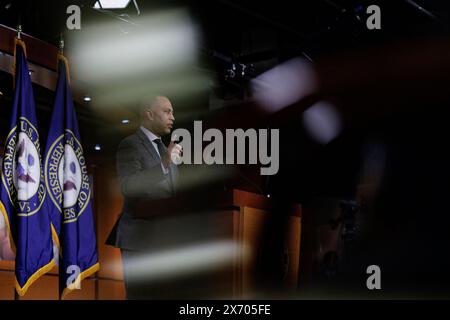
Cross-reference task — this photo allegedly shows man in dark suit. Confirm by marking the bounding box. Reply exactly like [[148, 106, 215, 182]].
[[110, 95, 181, 299]]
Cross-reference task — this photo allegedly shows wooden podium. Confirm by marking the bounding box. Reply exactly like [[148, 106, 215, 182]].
[[133, 188, 302, 298]]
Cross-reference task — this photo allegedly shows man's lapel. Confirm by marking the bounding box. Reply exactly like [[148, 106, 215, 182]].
[[136, 128, 160, 162], [137, 128, 177, 195]]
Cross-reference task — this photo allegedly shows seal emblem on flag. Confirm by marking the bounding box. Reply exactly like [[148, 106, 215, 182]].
[[1, 117, 46, 216], [45, 130, 90, 223]]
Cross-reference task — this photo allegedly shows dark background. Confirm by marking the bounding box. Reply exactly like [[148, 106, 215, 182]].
[[1, 0, 450, 298]]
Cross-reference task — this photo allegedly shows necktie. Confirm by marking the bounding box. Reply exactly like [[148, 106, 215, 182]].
[[153, 138, 166, 159], [154, 138, 174, 194]]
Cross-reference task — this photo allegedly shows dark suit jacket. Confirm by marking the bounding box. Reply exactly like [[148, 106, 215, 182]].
[[107, 128, 178, 251]]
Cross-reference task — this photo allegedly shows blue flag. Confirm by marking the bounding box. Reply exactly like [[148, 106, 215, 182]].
[[44, 54, 99, 299], [0, 39, 55, 296]]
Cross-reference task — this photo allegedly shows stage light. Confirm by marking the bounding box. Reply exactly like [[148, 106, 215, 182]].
[[302, 101, 343, 144], [121, 119, 130, 124], [94, 144, 101, 151], [84, 96, 92, 102], [93, 0, 131, 9], [251, 57, 318, 113]]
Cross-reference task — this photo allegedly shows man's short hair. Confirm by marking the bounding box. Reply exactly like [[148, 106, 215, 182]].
[[138, 95, 168, 117]]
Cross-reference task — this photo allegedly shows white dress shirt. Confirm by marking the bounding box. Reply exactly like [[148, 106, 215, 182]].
[[140, 126, 169, 174]]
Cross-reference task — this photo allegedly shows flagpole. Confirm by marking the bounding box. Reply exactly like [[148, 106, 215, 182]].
[[16, 24, 21, 40], [57, 34, 63, 301], [59, 34, 64, 55], [13, 21, 19, 299], [13, 23, 20, 302]]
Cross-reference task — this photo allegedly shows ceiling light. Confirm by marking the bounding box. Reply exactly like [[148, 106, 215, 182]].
[[93, 0, 131, 9]]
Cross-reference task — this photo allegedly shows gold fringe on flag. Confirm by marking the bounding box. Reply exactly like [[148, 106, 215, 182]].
[[57, 53, 71, 85], [12, 38, 27, 89]]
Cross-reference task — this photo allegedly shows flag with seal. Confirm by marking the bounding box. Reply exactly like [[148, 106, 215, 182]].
[[0, 38, 55, 296], [44, 53, 99, 299]]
